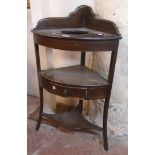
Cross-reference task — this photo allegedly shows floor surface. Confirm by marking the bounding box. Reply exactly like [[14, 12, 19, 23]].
[[27, 95, 128, 155]]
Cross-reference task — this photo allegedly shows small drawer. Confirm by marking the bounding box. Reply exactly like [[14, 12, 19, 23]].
[[87, 86, 108, 99], [39, 77, 87, 98]]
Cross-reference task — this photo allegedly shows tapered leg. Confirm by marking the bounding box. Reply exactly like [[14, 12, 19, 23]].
[[79, 99, 83, 113], [103, 96, 110, 151], [36, 87, 43, 131]]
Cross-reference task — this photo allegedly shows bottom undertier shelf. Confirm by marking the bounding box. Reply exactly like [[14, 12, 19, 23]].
[[42, 103, 103, 132]]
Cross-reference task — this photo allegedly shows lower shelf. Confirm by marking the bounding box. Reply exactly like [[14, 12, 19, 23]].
[[39, 65, 110, 99], [42, 103, 103, 132]]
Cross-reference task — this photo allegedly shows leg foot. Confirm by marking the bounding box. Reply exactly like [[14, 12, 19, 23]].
[[103, 97, 110, 151], [36, 122, 40, 131], [36, 87, 43, 131], [103, 132, 108, 151], [36, 112, 42, 131]]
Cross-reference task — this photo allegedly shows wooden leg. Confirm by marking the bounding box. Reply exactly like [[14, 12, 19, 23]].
[[36, 87, 43, 131], [79, 99, 83, 113], [103, 96, 110, 151]]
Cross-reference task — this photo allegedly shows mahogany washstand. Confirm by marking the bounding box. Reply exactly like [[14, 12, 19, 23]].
[[32, 5, 122, 151]]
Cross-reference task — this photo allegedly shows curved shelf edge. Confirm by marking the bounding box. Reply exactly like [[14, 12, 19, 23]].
[[38, 65, 110, 100], [32, 103, 103, 132]]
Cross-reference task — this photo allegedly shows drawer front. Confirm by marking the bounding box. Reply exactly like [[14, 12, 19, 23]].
[[39, 77, 87, 98], [87, 87, 108, 99]]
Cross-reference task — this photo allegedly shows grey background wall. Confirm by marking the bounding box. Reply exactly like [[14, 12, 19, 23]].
[[91, 0, 128, 139], [27, 0, 95, 112]]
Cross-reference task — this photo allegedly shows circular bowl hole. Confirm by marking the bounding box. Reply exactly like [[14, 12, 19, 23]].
[[61, 29, 88, 34]]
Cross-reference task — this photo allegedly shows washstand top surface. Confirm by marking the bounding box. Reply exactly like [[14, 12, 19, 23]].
[[32, 5, 122, 42]]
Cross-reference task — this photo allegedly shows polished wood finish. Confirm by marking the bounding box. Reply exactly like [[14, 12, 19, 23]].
[[32, 5, 121, 51], [33, 6, 121, 35], [42, 103, 103, 131], [33, 34, 119, 51], [38, 65, 109, 99], [36, 87, 43, 130], [33, 28, 120, 41], [39, 65, 109, 87], [32, 5, 122, 151], [81, 52, 86, 66]]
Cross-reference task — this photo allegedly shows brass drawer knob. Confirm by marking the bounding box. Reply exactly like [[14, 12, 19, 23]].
[[52, 86, 56, 90]]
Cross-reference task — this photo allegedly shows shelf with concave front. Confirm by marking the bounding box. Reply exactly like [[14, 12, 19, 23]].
[[38, 65, 110, 99]]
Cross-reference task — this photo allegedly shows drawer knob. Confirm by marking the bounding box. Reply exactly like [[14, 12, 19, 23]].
[[63, 89, 68, 95], [52, 86, 56, 90]]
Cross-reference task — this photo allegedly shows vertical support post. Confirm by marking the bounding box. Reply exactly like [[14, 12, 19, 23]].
[[79, 51, 86, 113], [34, 43, 41, 72], [81, 51, 86, 66], [78, 99, 83, 113], [108, 49, 118, 84], [103, 48, 118, 150], [34, 43, 44, 131]]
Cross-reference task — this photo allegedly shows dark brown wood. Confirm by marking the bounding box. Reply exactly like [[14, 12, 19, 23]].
[[33, 34, 119, 51], [103, 49, 119, 150], [39, 78, 87, 99], [103, 96, 110, 150], [42, 103, 103, 131], [79, 51, 85, 116], [32, 5, 121, 51], [87, 86, 108, 99], [39, 65, 109, 87], [33, 5, 121, 36], [32, 5, 122, 151], [34, 43, 43, 131], [79, 99, 83, 113], [27, 0, 30, 9], [34, 43, 41, 72], [108, 50, 119, 83], [36, 87, 43, 130], [81, 52, 86, 66], [38, 65, 110, 99], [33, 28, 120, 41]]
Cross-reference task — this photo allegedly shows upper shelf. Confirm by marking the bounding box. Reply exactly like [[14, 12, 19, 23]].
[[33, 27, 121, 41], [32, 5, 122, 51]]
